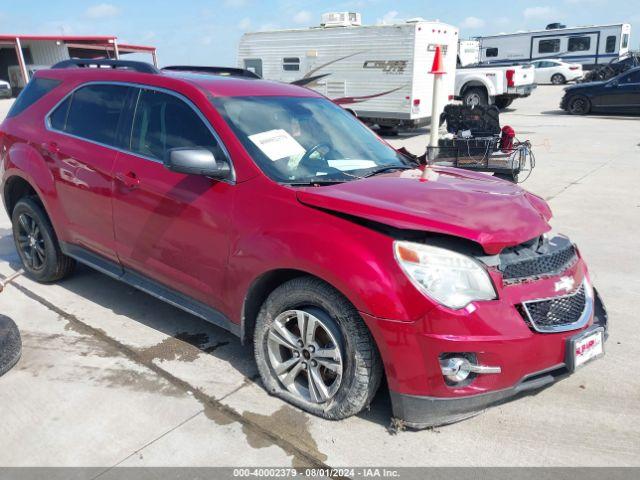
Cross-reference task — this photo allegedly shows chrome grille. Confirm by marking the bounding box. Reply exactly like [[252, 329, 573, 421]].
[[520, 280, 592, 333]]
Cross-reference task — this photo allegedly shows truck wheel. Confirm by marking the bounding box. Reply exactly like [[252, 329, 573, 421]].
[[11, 198, 76, 283], [494, 97, 513, 110], [463, 87, 488, 107], [568, 95, 590, 115], [551, 73, 566, 85], [254, 276, 383, 420]]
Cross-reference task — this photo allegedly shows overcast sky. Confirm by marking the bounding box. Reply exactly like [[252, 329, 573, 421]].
[[1, 0, 637, 66]]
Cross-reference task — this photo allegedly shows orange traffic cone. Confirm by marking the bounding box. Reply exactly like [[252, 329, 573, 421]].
[[430, 45, 447, 75]]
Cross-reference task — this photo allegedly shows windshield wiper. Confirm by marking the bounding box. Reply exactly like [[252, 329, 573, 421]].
[[361, 165, 413, 178], [284, 179, 347, 187]]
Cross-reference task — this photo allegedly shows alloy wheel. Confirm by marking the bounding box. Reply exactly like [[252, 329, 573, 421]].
[[465, 93, 480, 107], [16, 213, 46, 271], [266, 309, 343, 404], [569, 97, 588, 114]]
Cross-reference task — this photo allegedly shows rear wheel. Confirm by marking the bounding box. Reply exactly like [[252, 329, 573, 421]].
[[567, 95, 591, 115], [462, 87, 489, 107], [11, 198, 75, 283], [551, 73, 566, 85], [254, 277, 382, 420]]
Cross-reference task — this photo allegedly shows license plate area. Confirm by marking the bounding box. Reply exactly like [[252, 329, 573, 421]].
[[566, 326, 605, 372]]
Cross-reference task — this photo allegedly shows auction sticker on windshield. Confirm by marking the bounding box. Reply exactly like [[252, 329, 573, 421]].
[[249, 129, 306, 161]]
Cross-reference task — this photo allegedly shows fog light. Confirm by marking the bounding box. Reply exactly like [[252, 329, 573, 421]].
[[440, 356, 502, 383], [440, 357, 472, 383]]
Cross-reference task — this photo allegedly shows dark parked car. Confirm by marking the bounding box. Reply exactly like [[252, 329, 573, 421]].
[[561, 66, 640, 115]]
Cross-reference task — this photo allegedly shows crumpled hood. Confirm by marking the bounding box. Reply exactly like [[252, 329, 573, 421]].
[[296, 168, 552, 254]]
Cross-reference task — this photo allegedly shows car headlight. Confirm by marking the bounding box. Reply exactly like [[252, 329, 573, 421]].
[[394, 241, 497, 310]]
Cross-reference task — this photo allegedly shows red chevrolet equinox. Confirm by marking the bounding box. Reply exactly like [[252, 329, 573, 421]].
[[0, 60, 607, 428]]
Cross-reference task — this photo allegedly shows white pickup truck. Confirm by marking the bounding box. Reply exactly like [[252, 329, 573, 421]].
[[455, 64, 536, 109]]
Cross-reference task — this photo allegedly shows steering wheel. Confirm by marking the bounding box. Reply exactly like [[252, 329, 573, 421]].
[[299, 143, 332, 166]]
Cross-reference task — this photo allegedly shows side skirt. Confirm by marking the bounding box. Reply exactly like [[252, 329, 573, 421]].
[[60, 242, 241, 337]]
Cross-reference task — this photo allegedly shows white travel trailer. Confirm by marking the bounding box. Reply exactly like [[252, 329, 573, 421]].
[[238, 13, 458, 130], [476, 23, 631, 68]]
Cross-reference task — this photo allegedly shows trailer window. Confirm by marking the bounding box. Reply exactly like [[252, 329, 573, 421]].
[[605, 36, 616, 53], [622, 34, 629, 49], [538, 39, 560, 54], [568, 37, 591, 52], [486, 48, 498, 58], [283, 58, 300, 71]]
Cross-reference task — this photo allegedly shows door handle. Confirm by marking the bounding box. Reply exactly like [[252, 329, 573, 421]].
[[41, 141, 59, 154], [115, 171, 140, 189]]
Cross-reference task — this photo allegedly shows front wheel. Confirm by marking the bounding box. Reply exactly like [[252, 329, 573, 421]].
[[551, 73, 566, 85], [567, 95, 591, 115], [254, 277, 382, 420]]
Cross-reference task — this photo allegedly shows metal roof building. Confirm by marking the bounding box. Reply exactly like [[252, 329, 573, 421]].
[[0, 35, 157, 92]]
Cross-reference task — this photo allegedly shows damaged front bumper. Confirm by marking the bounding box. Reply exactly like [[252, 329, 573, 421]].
[[388, 289, 608, 429]]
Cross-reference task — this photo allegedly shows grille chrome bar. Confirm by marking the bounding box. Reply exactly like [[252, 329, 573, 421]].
[[520, 279, 593, 333]]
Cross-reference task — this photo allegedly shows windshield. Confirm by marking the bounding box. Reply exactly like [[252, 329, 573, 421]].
[[212, 96, 412, 184]]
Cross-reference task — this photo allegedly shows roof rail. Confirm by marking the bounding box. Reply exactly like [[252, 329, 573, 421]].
[[162, 65, 260, 79], [51, 59, 160, 74]]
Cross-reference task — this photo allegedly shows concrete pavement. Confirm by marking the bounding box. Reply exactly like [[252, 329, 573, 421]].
[[0, 87, 638, 468]]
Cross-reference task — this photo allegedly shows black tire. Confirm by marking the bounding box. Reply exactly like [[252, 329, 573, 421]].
[[551, 73, 566, 85], [11, 197, 75, 283], [254, 276, 383, 420], [494, 97, 513, 109], [462, 87, 489, 107], [567, 95, 591, 115]]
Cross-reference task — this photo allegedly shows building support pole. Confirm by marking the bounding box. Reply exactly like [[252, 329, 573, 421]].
[[14, 37, 29, 87], [151, 49, 158, 67]]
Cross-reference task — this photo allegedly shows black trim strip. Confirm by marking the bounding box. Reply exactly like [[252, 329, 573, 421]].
[[61, 243, 240, 337]]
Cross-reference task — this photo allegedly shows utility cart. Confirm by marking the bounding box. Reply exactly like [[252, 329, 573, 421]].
[[427, 138, 534, 183]]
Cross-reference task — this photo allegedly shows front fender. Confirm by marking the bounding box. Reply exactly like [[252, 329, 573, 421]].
[[223, 182, 433, 324]]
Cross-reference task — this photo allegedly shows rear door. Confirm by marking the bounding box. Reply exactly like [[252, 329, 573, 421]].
[[112, 86, 235, 309], [44, 83, 132, 261]]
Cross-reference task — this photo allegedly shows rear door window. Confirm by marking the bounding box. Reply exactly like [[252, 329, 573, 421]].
[[7, 77, 61, 118], [51, 84, 130, 146], [65, 85, 130, 145], [129, 88, 224, 162]]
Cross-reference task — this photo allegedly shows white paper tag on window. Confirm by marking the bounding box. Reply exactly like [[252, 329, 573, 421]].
[[248, 129, 306, 161]]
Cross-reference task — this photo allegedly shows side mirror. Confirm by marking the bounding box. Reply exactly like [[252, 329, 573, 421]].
[[607, 80, 618, 88], [164, 147, 230, 179]]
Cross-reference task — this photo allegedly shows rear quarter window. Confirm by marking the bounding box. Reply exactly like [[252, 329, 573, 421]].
[[6, 77, 61, 118]]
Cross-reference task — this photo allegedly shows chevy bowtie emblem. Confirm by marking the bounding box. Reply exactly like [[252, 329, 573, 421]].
[[554, 276, 575, 293]]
